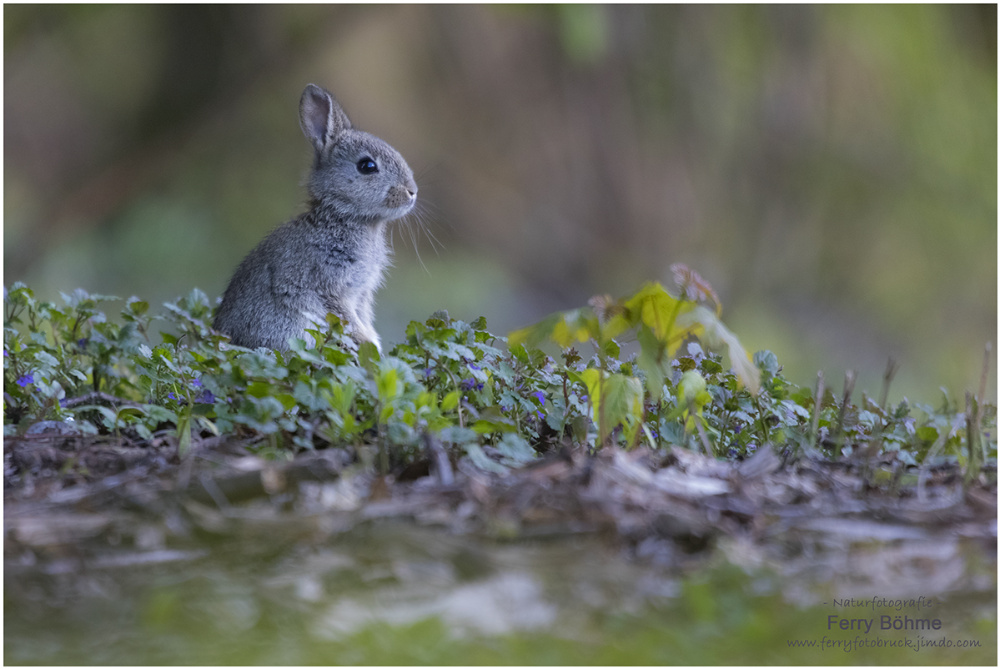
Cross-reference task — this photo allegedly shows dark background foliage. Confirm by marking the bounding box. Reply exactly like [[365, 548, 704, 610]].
[[4, 4, 996, 402]]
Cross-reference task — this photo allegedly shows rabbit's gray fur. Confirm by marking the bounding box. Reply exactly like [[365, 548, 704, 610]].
[[214, 84, 417, 352]]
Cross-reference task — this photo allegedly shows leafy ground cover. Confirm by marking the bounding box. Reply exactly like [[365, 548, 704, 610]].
[[5, 265, 994, 482]]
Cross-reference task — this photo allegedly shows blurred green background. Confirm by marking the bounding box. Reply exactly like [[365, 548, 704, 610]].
[[4, 4, 996, 403]]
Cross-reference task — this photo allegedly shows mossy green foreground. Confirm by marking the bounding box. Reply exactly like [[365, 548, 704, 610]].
[[4, 275, 994, 469], [5, 519, 996, 665], [4, 276, 997, 664]]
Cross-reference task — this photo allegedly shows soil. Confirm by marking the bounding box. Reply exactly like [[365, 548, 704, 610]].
[[5, 430, 996, 603]]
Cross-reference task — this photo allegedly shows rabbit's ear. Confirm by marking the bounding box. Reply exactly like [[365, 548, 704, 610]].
[[299, 84, 352, 151]]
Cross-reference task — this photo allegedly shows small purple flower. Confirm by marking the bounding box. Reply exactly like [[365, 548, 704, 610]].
[[16, 374, 33, 387], [77, 338, 88, 348], [530, 390, 545, 405], [460, 378, 476, 391], [167, 392, 179, 401], [423, 367, 435, 378], [500, 404, 512, 413], [195, 389, 215, 404], [3, 350, 8, 357], [191, 378, 202, 387], [468, 362, 481, 371]]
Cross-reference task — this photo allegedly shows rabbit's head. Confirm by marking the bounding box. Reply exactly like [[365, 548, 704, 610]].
[[299, 83, 417, 224]]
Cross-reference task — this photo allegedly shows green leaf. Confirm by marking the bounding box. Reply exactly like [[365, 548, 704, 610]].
[[573, 368, 642, 441], [495, 433, 536, 466], [635, 325, 666, 400], [125, 298, 149, 316], [358, 341, 380, 369], [575, 368, 603, 410], [753, 350, 781, 375], [508, 313, 560, 349], [376, 366, 399, 402], [441, 390, 461, 412], [76, 404, 119, 429], [275, 394, 297, 411], [326, 380, 356, 414], [31, 351, 58, 368], [472, 414, 518, 434], [700, 358, 724, 375], [141, 404, 178, 424], [243, 381, 271, 399], [509, 308, 601, 349], [603, 373, 643, 427], [440, 426, 478, 445], [464, 442, 508, 474], [624, 282, 691, 341], [916, 426, 939, 442], [552, 311, 600, 348], [176, 411, 192, 457]]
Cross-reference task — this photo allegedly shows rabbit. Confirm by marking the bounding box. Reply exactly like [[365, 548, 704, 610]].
[[213, 83, 417, 353]]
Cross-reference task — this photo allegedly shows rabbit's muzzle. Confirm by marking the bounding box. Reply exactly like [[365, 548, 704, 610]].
[[385, 181, 418, 213]]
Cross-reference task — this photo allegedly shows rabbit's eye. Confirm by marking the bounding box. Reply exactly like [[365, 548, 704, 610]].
[[356, 158, 379, 174]]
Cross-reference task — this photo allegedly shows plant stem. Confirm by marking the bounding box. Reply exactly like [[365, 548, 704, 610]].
[[752, 393, 770, 445], [964, 391, 981, 487], [597, 368, 608, 447], [809, 370, 825, 454], [831, 370, 855, 458], [693, 406, 713, 456], [878, 358, 898, 410], [977, 342, 991, 404]]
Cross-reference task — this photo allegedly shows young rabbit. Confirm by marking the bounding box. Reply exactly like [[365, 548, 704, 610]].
[[213, 83, 418, 352]]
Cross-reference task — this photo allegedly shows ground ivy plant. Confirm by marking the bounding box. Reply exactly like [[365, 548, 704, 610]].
[[4, 266, 996, 480]]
